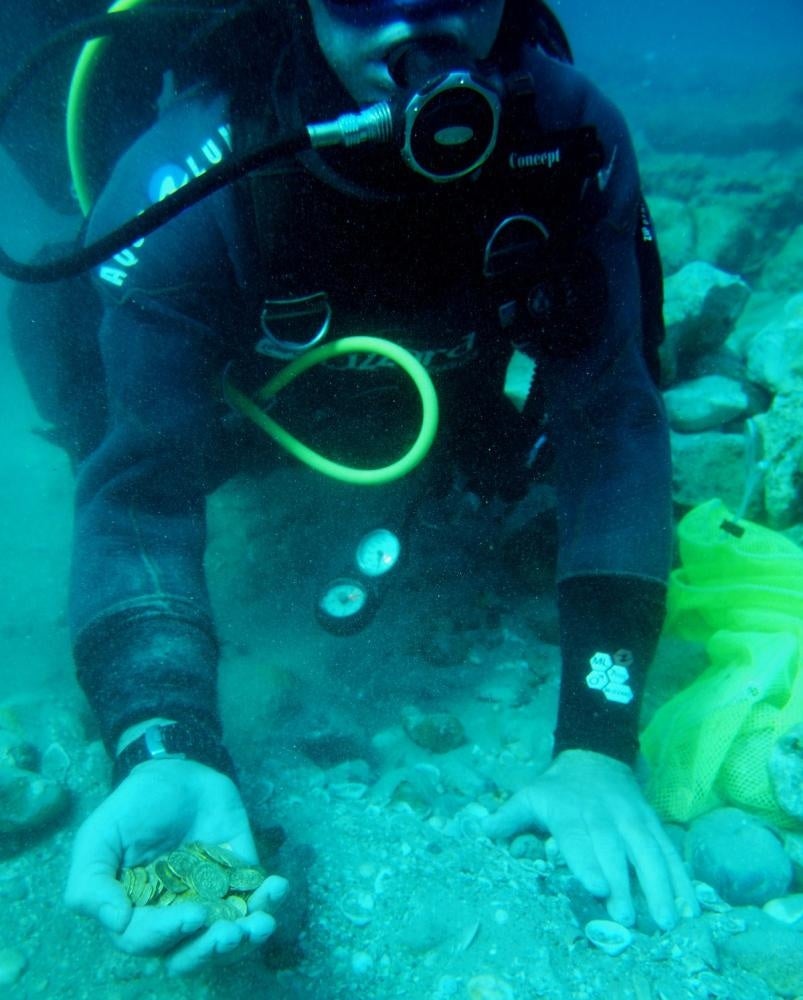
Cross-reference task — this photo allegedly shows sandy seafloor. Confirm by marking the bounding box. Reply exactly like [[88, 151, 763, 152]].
[[1, 22, 803, 1000]]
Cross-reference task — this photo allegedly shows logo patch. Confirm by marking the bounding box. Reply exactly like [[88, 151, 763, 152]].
[[585, 649, 634, 704]]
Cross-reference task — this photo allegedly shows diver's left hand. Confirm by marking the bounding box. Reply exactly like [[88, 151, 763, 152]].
[[482, 749, 698, 930]]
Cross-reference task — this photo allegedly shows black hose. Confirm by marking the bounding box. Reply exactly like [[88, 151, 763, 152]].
[[0, 130, 310, 282]]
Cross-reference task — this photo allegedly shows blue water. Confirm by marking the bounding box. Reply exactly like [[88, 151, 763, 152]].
[[560, 0, 803, 76]]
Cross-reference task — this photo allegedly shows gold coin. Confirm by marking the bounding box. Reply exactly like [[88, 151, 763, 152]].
[[196, 843, 243, 869], [120, 868, 136, 897], [226, 894, 248, 917], [189, 861, 230, 900], [228, 867, 265, 893], [155, 859, 188, 894], [132, 875, 154, 907], [203, 898, 239, 925], [167, 849, 201, 883]]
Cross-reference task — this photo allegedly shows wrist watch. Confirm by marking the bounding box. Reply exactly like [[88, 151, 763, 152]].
[[112, 721, 238, 787]]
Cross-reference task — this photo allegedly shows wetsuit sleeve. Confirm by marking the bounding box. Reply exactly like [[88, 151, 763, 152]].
[[70, 94, 244, 768], [533, 72, 672, 764]]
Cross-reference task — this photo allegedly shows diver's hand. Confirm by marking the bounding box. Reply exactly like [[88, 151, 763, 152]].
[[482, 749, 698, 930], [65, 758, 288, 976]]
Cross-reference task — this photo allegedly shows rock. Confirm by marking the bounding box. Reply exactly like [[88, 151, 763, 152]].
[[686, 345, 750, 382], [784, 832, 803, 888], [661, 262, 751, 385], [668, 919, 720, 972], [692, 201, 757, 275], [584, 919, 633, 956], [768, 723, 803, 820], [760, 223, 803, 294], [0, 947, 27, 987], [401, 707, 466, 754], [670, 430, 745, 510], [717, 908, 803, 997], [649, 195, 696, 276], [746, 295, 803, 393], [686, 807, 793, 906], [753, 393, 803, 527], [663, 374, 758, 432], [0, 766, 69, 837]]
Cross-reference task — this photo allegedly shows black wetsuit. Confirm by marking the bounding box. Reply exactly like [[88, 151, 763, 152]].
[[71, 35, 672, 773]]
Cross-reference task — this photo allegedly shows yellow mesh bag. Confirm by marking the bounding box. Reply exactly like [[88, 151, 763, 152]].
[[641, 499, 803, 829]]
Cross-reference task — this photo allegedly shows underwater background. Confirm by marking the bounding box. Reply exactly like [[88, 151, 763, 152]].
[[1, 1, 802, 997]]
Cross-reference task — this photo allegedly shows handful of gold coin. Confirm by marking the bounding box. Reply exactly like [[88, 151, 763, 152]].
[[119, 842, 267, 926]]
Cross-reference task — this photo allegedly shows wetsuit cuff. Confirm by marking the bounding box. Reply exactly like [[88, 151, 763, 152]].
[[74, 606, 222, 758], [552, 574, 666, 765]]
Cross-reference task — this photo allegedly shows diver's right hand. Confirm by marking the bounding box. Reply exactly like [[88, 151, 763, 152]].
[[65, 758, 288, 976]]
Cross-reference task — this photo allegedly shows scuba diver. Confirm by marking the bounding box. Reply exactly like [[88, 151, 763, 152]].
[[6, 0, 699, 975]]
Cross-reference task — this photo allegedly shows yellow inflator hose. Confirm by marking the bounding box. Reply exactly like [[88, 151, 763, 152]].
[[224, 337, 439, 485]]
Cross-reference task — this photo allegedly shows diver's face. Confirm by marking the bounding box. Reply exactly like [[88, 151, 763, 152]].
[[306, 0, 506, 105]]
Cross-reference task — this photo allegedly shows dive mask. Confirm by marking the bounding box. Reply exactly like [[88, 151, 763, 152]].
[[321, 0, 491, 26]]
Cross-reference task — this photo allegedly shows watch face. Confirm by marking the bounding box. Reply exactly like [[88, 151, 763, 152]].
[[355, 528, 401, 577]]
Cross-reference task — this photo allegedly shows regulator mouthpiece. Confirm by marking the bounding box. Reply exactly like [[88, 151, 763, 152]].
[[307, 38, 501, 183]]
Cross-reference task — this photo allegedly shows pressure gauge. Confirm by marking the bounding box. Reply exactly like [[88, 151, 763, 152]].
[[316, 577, 376, 635], [355, 528, 401, 578]]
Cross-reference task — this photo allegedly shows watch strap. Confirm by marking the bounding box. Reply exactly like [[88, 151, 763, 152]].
[[112, 722, 238, 787]]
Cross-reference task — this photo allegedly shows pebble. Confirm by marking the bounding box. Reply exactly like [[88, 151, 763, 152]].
[[686, 807, 793, 906], [434, 975, 461, 999], [0, 947, 27, 986], [351, 950, 373, 975], [762, 894, 803, 927], [584, 919, 633, 956], [0, 766, 69, 837]]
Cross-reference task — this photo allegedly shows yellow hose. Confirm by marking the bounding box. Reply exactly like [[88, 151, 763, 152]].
[[224, 336, 439, 485], [66, 0, 152, 215]]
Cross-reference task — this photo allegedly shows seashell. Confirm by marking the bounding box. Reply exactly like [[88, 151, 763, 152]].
[[584, 919, 633, 956], [453, 918, 481, 953], [467, 974, 515, 1000], [327, 781, 367, 800], [694, 881, 731, 913], [339, 888, 374, 926]]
